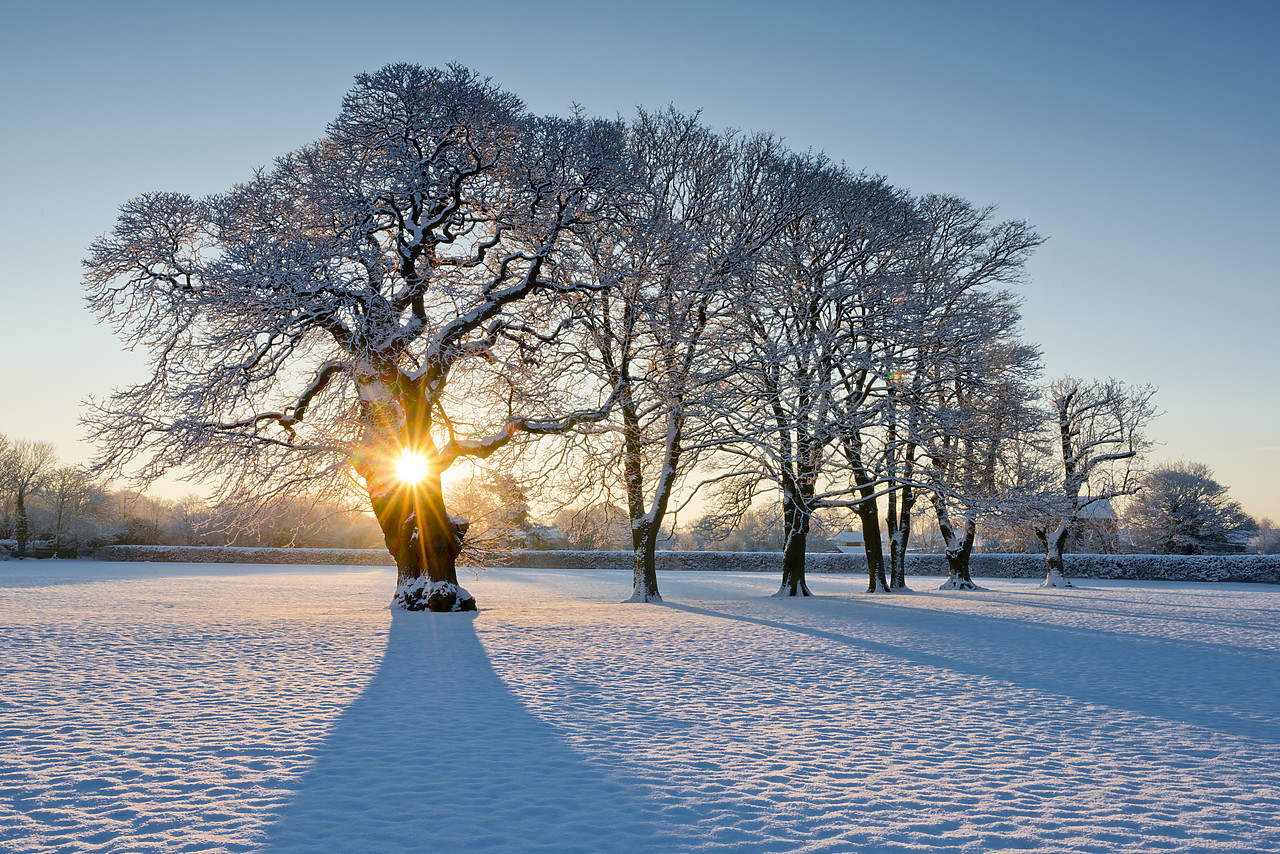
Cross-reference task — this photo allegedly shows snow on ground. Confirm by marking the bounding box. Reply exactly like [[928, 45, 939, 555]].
[[2, 563, 1279, 853]]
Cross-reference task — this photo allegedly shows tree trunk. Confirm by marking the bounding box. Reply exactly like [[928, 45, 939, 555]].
[[628, 519, 662, 603], [855, 499, 890, 593], [368, 470, 475, 612], [935, 510, 979, 591], [621, 396, 664, 604], [888, 483, 915, 591], [1037, 525, 1073, 588], [774, 497, 812, 597], [940, 537, 977, 591], [14, 494, 28, 559], [888, 527, 908, 590]]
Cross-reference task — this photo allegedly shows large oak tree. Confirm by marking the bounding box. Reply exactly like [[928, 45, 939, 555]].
[[84, 64, 629, 610]]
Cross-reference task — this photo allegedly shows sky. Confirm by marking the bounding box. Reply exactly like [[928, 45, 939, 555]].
[[1, 0, 1276, 521]]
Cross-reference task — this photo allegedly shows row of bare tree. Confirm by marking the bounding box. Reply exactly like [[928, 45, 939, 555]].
[[0, 434, 390, 557], [81, 63, 1176, 609]]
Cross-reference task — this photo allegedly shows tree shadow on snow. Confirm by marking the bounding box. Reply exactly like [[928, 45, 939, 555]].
[[925, 585, 1280, 633], [257, 611, 672, 854], [662, 601, 1280, 744]]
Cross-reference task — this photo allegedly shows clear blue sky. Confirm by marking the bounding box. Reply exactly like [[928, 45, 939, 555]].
[[2, 0, 1276, 520]]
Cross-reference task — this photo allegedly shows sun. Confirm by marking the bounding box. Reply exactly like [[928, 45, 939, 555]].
[[395, 449, 431, 485]]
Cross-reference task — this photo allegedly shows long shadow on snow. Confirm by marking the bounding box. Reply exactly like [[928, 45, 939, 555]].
[[663, 600, 1280, 744], [258, 610, 672, 854], [932, 586, 1280, 633]]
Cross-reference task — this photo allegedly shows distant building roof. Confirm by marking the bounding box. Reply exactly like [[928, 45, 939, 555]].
[[1078, 498, 1117, 520]]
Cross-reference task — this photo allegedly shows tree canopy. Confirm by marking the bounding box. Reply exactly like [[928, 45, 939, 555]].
[[83, 62, 1168, 607], [1123, 461, 1255, 555]]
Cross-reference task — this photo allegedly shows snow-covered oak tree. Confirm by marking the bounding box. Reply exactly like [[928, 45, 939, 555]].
[[923, 325, 1044, 590], [1121, 461, 1254, 555], [572, 110, 834, 602], [714, 168, 919, 596], [83, 64, 631, 611], [874, 195, 1043, 591], [1035, 377, 1157, 586]]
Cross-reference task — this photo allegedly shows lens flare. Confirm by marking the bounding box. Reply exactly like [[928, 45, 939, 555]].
[[395, 450, 430, 485]]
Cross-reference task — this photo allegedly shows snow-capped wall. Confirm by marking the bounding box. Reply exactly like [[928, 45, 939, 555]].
[[94, 546, 396, 565], [92, 546, 1280, 583]]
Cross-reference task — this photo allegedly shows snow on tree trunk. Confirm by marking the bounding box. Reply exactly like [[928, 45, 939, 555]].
[[774, 500, 812, 598], [887, 517, 913, 591], [859, 509, 890, 593], [1039, 525, 1073, 589], [939, 544, 978, 591], [886, 476, 914, 591], [363, 454, 475, 613], [935, 511, 980, 591], [776, 534, 812, 597], [627, 518, 663, 603]]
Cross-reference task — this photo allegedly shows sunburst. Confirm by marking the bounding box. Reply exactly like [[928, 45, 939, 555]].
[[395, 449, 430, 485]]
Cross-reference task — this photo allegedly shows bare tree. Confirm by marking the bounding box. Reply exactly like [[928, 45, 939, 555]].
[[878, 195, 1044, 590], [567, 109, 733, 601], [1122, 461, 1255, 554], [84, 64, 631, 610], [102, 491, 174, 546], [924, 329, 1044, 590], [1035, 377, 1157, 586], [0, 438, 58, 557], [1251, 518, 1280, 555], [715, 169, 919, 596], [568, 110, 834, 601], [44, 465, 108, 556], [551, 503, 631, 551]]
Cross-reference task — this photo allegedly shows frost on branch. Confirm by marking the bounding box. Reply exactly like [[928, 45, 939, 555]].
[[1033, 377, 1158, 588], [82, 63, 632, 612]]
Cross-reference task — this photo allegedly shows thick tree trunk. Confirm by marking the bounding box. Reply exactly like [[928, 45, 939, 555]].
[[940, 540, 977, 591], [628, 519, 662, 603], [1037, 525, 1073, 588], [369, 471, 475, 612], [935, 511, 979, 591], [776, 530, 812, 597], [774, 497, 812, 597]]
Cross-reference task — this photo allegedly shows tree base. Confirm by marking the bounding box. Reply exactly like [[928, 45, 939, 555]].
[[393, 578, 478, 612], [1039, 574, 1074, 589], [625, 590, 663, 604], [771, 582, 812, 598], [938, 577, 983, 591]]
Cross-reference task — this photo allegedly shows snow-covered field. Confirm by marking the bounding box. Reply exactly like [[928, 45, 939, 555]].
[[2, 562, 1278, 853]]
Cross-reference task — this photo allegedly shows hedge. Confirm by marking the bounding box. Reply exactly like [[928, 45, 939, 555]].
[[92, 545, 1280, 583]]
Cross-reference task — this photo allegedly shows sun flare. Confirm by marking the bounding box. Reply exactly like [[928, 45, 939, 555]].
[[395, 450, 431, 485]]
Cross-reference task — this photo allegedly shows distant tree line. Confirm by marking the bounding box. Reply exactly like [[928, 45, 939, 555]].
[[3, 431, 1267, 566], [77, 63, 1268, 609], [0, 433, 383, 558]]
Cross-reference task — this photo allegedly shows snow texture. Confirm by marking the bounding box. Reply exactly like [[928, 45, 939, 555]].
[[3, 562, 1280, 852]]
